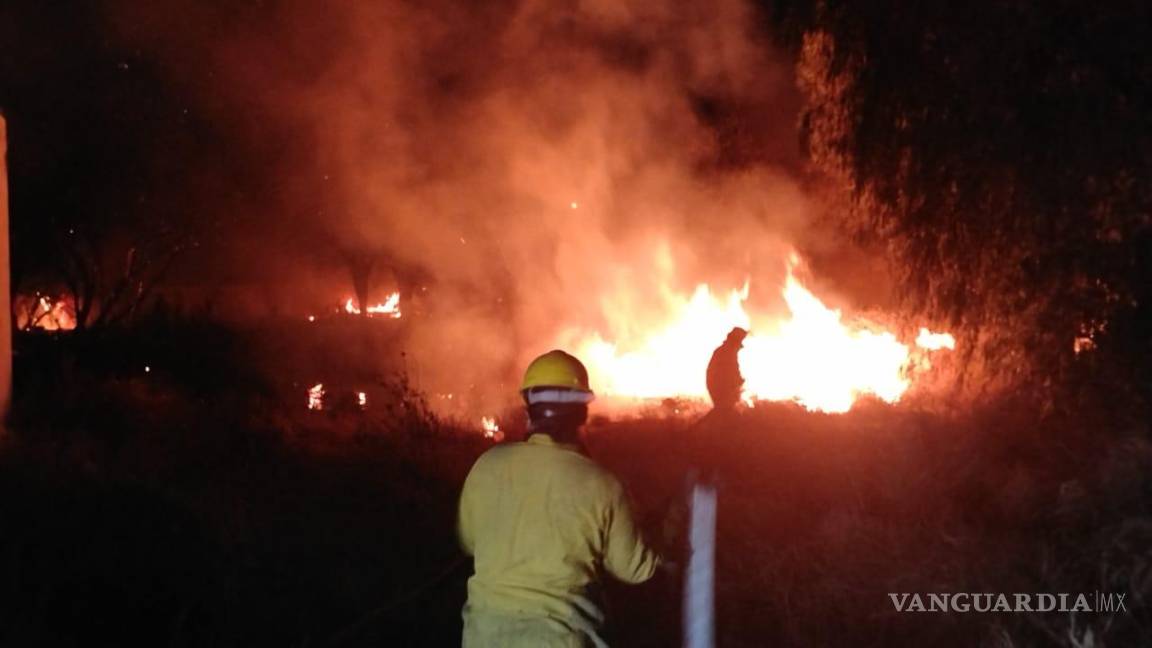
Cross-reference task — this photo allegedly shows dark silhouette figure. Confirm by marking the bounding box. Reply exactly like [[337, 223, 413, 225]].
[[706, 327, 748, 410]]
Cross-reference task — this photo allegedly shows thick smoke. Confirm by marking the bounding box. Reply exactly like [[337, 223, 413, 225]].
[[112, 0, 831, 414]]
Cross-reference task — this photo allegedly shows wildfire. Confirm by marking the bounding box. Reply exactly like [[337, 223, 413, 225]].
[[915, 328, 956, 351], [481, 416, 504, 441], [343, 292, 402, 318], [308, 383, 325, 410], [571, 256, 954, 414], [1073, 336, 1095, 354], [16, 294, 77, 331]]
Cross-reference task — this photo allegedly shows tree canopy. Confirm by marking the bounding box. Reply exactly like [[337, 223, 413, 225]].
[[768, 0, 1151, 417]]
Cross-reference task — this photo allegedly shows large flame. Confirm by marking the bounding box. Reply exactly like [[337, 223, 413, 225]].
[[569, 256, 952, 413]]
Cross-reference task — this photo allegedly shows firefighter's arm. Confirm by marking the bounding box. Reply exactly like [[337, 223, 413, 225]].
[[602, 482, 661, 584], [457, 466, 478, 556]]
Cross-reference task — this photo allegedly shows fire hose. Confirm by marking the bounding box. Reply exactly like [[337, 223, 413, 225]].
[[319, 554, 470, 648]]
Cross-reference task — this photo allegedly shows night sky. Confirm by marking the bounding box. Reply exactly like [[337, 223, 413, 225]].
[[1, 2, 308, 291]]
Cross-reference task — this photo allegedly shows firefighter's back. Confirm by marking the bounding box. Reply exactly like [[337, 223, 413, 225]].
[[458, 435, 628, 647]]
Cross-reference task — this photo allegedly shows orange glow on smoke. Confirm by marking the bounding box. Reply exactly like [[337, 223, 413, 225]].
[[570, 255, 954, 413]]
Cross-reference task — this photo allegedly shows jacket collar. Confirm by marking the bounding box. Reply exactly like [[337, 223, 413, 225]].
[[526, 432, 583, 453]]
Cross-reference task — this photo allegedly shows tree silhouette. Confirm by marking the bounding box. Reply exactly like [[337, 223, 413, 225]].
[[767, 0, 1151, 416]]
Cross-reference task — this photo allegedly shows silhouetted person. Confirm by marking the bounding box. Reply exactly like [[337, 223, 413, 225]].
[[690, 327, 749, 481], [706, 327, 747, 411]]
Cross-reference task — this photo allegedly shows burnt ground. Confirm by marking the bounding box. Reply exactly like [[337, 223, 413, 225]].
[[1, 327, 1151, 647]]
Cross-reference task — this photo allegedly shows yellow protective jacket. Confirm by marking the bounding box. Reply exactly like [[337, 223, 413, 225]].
[[458, 433, 660, 647]]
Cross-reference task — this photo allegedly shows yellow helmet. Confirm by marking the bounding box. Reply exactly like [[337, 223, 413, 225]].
[[521, 350, 594, 402]]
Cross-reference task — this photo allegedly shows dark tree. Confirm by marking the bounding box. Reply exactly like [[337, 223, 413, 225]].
[[1, 2, 225, 330], [767, 0, 1152, 417]]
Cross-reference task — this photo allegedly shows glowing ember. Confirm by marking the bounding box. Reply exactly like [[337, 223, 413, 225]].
[[481, 416, 504, 441], [1072, 320, 1105, 354], [915, 328, 956, 351], [308, 383, 325, 410], [570, 256, 954, 413], [343, 292, 402, 318], [357, 391, 368, 409]]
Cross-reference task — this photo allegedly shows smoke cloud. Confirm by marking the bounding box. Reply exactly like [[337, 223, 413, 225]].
[[111, 0, 832, 414]]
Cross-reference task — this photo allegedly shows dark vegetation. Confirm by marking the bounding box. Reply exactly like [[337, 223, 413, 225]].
[[2, 320, 1150, 647], [766, 0, 1152, 418], [2, 1, 1150, 646], [3, 320, 477, 647]]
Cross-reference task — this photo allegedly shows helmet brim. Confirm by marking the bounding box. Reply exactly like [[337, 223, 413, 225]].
[[523, 388, 596, 405]]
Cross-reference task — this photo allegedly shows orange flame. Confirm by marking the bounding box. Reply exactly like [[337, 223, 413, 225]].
[[915, 328, 956, 351], [344, 292, 402, 318], [569, 256, 953, 413], [308, 383, 325, 410], [481, 416, 504, 441], [16, 294, 77, 331]]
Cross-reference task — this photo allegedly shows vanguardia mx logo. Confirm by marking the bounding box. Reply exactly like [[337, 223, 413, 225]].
[[888, 592, 1129, 613]]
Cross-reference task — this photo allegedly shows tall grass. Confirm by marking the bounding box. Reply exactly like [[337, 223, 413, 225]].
[[2, 323, 1149, 646]]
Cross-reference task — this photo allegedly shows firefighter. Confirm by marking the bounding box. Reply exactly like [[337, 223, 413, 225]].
[[706, 327, 748, 411], [458, 350, 660, 647]]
